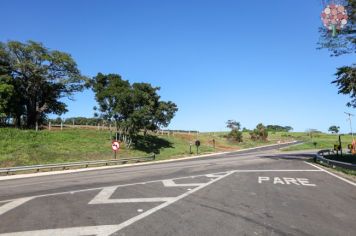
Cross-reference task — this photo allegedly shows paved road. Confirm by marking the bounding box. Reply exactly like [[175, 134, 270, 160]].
[[0, 147, 355, 235]]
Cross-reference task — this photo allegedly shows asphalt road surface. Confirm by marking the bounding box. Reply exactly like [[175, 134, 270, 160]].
[[0, 146, 355, 236]]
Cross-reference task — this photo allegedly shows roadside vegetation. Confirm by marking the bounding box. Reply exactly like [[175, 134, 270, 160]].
[[2, 125, 356, 168], [0, 128, 298, 167], [281, 132, 355, 151]]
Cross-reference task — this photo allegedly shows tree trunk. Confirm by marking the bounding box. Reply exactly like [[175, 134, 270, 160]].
[[25, 101, 37, 129], [15, 113, 21, 128]]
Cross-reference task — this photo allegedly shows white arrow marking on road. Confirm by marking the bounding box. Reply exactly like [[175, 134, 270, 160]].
[[0, 197, 34, 216]]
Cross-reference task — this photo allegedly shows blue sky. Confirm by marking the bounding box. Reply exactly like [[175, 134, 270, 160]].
[[1, 0, 355, 132]]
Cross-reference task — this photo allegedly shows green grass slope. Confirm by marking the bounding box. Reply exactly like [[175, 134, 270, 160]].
[[0, 128, 299, 167]]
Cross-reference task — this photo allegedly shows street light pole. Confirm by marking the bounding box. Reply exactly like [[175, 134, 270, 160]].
[[345, 112, 354, 141]]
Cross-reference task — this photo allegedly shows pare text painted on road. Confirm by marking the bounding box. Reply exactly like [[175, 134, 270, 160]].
[[258, 177, 316, 186]]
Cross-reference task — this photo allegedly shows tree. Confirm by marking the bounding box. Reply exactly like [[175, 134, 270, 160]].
[[328, 125, 340, 134], [317, 1, 356, 107], [226, 120, 241, 130], [226, 120, 243, 142], [242, 127, 250, 132], [228, 129, 243, 142], [317, 0, 355, 56], [250, 123, 268, 141], [266, 125, 293, 132], [91, 73, 177, 147], [0, 40, 86, 129], [332, 65, 356, 107], [0, 75, 14, 125]]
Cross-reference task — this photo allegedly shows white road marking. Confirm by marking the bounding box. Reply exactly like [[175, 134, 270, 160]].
[[0, 169, 323, 204], [91, 197, 175, 204], [0, 171, 234, 236], [258, 176, 316, 186], [89, 186, 175, 204], [104, 171, 234, 234], [297, 178, 316, 186], [0, 225, 121, 236], [234, 169, 322, 172], [258, 176, 269, 183], [274, 177, 285, 184], [283, 177, 300, 185], [162, 179, 203, 187], [0, 197, 34, 216], [205, 173, 224, 178], [304, 161, 356, 187]]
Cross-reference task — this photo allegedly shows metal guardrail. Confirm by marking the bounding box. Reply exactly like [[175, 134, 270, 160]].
[[0, 155, 155, 175], [315, 150, 356, 170]]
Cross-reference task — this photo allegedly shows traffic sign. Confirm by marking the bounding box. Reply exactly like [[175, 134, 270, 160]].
[[195, 140, 200, 154], [112, 141, 120, 151]]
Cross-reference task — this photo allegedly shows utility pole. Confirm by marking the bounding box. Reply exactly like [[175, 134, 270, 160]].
[[345, 112, 354, 140]]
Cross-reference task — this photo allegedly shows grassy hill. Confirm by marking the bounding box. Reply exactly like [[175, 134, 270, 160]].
[[0, 128, 352, 167]]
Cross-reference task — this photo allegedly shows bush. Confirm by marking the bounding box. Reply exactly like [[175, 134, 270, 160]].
[[228, 129, 243, 142], [250, 123, 268, 141]]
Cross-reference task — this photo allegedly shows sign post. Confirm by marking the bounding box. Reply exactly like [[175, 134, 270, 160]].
[[112, 141, 120, 159], [195, 140, 200, 154]]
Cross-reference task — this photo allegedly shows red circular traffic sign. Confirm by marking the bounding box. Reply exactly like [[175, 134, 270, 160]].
[[112, 141, 120, 151]]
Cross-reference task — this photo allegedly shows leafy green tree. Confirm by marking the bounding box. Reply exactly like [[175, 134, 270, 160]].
[[317, 1, 355, 107], [266, 125, 293, 132], [228, 129, 243, 142], [226, 120, 241, 130], [242, 127, 250, 132], [0, 76, 14, 125], [250, 123, 268, 141], [318, 0, 355, 56], [0, 40, 86, 129], [332, 65, 356, 107], [328, 125, 340, 134], [226, 120, 243, 142], [0, 45, 18, 126], [91, 73, 177, 147]]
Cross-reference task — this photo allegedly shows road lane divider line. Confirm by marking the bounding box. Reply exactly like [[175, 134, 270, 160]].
[[304, 161, 356, 187]]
